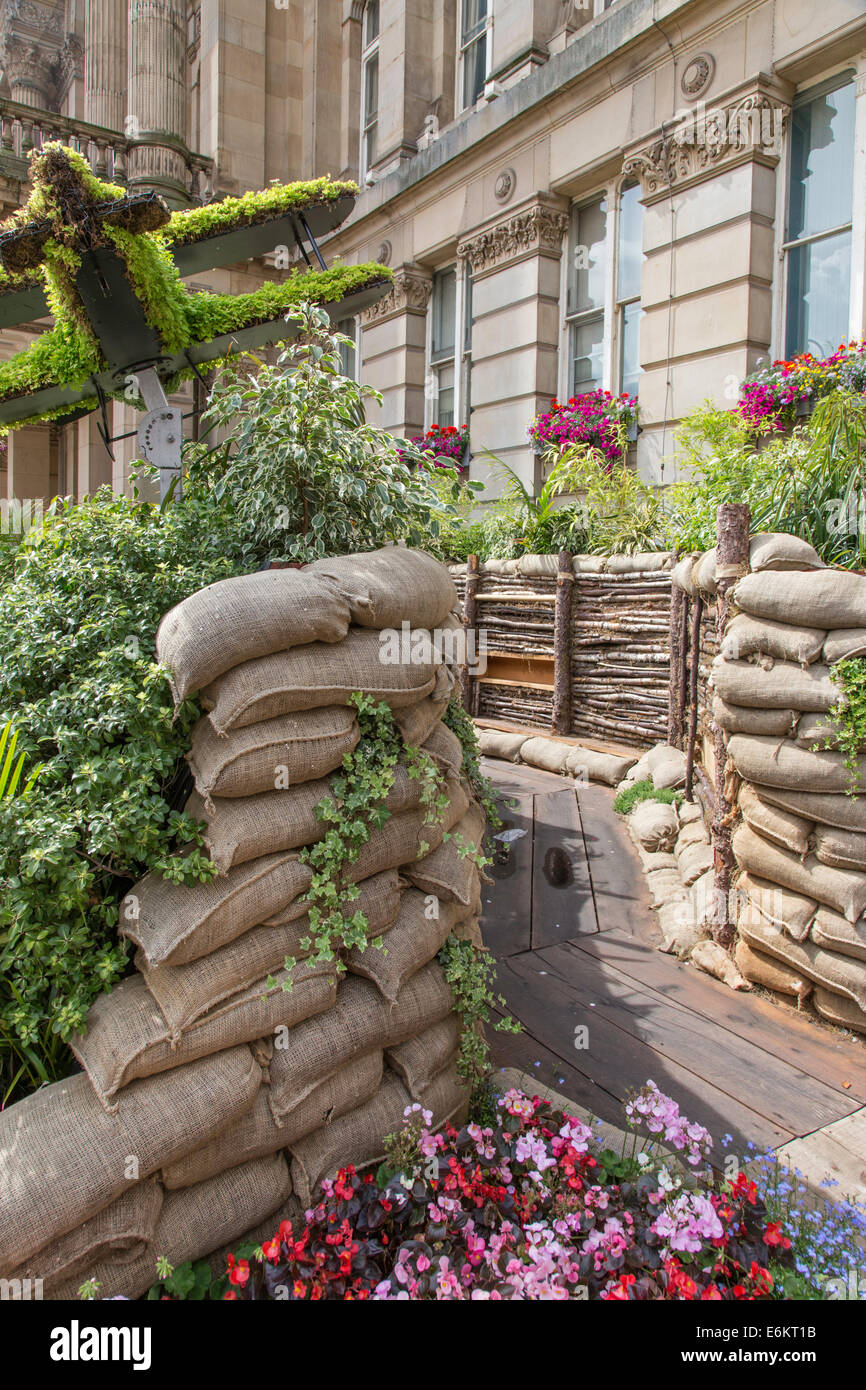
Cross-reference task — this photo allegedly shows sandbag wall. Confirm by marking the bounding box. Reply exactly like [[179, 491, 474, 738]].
[[0, 546, 483, 1300], [450, 551, 673, 746], [676, 535, 866, 1033]]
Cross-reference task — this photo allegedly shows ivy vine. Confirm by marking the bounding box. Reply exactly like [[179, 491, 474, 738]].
[[827, 657, 866, 795]]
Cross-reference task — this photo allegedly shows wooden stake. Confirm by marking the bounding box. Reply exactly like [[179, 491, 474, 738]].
[[668, 582, 685, 747], [712, 504, 751, 945], [552, 550, 574, 735], [462, 553, 480, 716], [684, 594, 703, 800]]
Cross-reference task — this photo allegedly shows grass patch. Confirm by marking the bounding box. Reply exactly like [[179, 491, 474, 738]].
[[612, 778, 683, 816]]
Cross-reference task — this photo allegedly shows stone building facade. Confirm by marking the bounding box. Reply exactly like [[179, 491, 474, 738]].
[[1, 0, 865, 509]]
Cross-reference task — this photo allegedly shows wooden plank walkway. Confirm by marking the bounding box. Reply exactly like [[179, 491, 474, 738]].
[[481, 757, 866, 1162]]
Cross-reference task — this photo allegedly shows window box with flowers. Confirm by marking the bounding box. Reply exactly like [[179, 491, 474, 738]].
[[400, 423, 470, 472], [738, 341, 866, 434], [528, 389, 639, 469]]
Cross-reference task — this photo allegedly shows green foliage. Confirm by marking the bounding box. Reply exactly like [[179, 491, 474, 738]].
[[827, 658, 866, 793], [488, 451, 594, 556], [544, 442, 666, 555], [162, 176, 359, 247], [612, 779, 683, 816], [437, 933, 520, 1123], [189, 303, 455, 564], [0, 720, 42, 799], [442, 697, 500, 830], [184, 263, 389, 344], [145, 1255, 237, 1301], [0, 480, 254, 1104]]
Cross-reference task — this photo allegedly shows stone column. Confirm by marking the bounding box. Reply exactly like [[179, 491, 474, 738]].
[[0, 0, 65, 109], [76, 414, 113, 501], [457, 198, 568, 494], [126, 0, 190, 203], [359, 266, 432, 437], [5, 426, 54, 512], [84, 0, 127, 131]]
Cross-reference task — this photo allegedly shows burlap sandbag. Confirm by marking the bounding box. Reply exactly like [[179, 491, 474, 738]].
[[726, 736, 866, 796], [386, 1016, 461, 1097], [670, 553, 699, 595], [734, 569, 866, 630], [734, 937, 813, 1000], [7, 1179, 163, 1297], [677, 839, 713, 889], [121, 852, 312, 967], [477, 728, 529, 762], [72, 965, 336, 1103], [739, 783, 812, 857], [812, 824, 866, 871], [812, 986, 866, 1033], [138, 871, 401, 1033], [289, 1071, 412, 1208], [573, 555, 607, 574], [517, 553, 558, 577], [162, 1052, 384, 1191], [520, 736, 571, 775], [823, 628, 866, 664], [51, 1155, 292, 1302], [720, 613, 826, 666], [748, 532, 824, 573], [711, 658, 839, 712], [629, 799, 679, 852], [267, 964, 453, 1121], [422, 721, 464, 779], [157, 570, 351, 704], [629, 743, 687, 790], [738, 913, 866, 1012], [201, 627, 442, 734], [794, 712, 844, 751], [712, 697, 796, 737], [403, 803, 486, 906], [0, 1046, 261, 1274], [605, 552, 671, 574], [188, 706, 360, 803], [304, 546, 457, 631], [566, 745, 637, 786], [417, 1061, 469, 1130], [690, 939, 750, 991], [733, 823, 866, 922], [646, 866, 688, 910], [393, 671, 454, 746], [691, 548, 717, 595], [734, 870, 817, 941], [810, 907, 866, 963], [346, 891, 466, 1003], [751, 784, 866, 833]]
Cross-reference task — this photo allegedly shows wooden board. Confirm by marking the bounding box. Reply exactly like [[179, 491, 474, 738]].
[[573, 782, 651, 936], [481, 790, 533, 958], [530, 789, 596, 949]]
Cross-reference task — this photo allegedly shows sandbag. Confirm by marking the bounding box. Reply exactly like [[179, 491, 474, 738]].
[[393, 672, 454, 745], [402, 803, 486, 906], [739, 783, 812, 857], [794, 712, 844, 751], [646, 867, 688, 909], [72, 965, 336, 1103], [566, 745, 637, 786], [52, 1155, 292, 1302], [7, 1179, 163, 1298], [656, 898, 703, 958], [726, 736, 866, 796], [751, 784, 866, 834], [304, 546, 457, 631], [734, 871, 816, 941], [605, 552, 671, 574], [738, 913, 866, 1012], [477, 728, 528, 762], [137, 871, 401, 1034], [810, 907, 866, 963], [720, 613, 826, 666], [812, 824, 866, 872], [188, 707, 360, 803], [692, 548, 717, 595], [161, 1053, 384, 1190], [712, 697, 796, 737], [201, 627, 442, 734], [267, 965, 453, 1121], [289, 1072, 412, 1209], [121, 852, 312, 967], [156, 570, 351, 704], [823, 628, 866, 664], [734, 569, 866, 630], [711, 659, 839, 712], [0, 1046, 261, 1274], [677, 840, 713, 888], [690, 940, 750, 991], [386, 1016, 461, 1097], [732, 822, 866, 923], [734, 938, 812, 1001], [812, 986, 866, 1033], [346, 891, 465, 1003], [417, 1061, 469, 1130], [748, 532, 824, 573], [629, 799, 679, 852], [629, 743, 687, 790], [520, 735, 570, 775], [670, 553, 699, 595], [517, 553, 558, 577], [423, 721, 464, 779], [573, 555, 606, 574]]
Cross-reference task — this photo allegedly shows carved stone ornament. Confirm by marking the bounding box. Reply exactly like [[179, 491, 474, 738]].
[[681, 52, 715, 100], [624, 92, 789, 196], [493, 167, 516, 203], [457, 206, 568, 274], [360, 268, 432, 324], [376, 239, 392, 266]]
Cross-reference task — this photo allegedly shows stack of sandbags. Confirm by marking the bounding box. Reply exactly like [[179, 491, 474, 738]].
[[704, 549, 866, 1029], [0, 548, 482, 1300], [476, 727, 637, 787]]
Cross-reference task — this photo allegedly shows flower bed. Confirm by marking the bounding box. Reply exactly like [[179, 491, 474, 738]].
[[399, 425, 469, 472], [738, 342, 866, 432], [527, 390, 638, 467]]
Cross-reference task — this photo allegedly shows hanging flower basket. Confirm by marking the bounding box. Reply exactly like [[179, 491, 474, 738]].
[[527, 389, 639, 468], [737, 341, 866, 433]]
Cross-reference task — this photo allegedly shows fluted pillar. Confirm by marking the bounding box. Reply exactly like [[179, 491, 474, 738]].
[[0, 0, 65, 109], [84, 0, 127, 131], [126, 0, 190, 203]]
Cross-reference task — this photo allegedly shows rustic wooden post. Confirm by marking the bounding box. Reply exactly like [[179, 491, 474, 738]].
[[552, 550, 574, 735], [462, 553, 480, 716], [684, 595, 703, 800], [712, 503, 751, 945], [677, 596, 690, 745], [668, 582, 685, 747]]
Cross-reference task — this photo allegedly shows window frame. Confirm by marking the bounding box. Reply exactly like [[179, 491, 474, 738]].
[[425, 261, 474, 431], [360, 2, 380, 181], [457, 0, 492, 114]]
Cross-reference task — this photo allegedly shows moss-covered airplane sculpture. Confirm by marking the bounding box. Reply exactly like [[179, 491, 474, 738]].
[[0, 144, 390, 496]]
